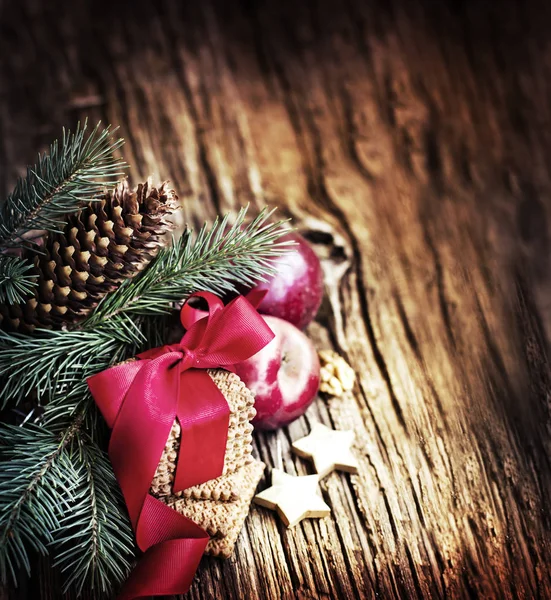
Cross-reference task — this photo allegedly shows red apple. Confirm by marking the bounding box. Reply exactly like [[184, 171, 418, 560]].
[[253, 232, 324, 330], [234, 315, 320, 430]]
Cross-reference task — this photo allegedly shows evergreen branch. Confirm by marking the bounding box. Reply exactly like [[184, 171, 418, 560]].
[[0, 121, 126, 249], [84, 206, 293, 325], [0, 419, 135, 594], [41, 380, 118, 450], [52, 435, 134, 595], [0, 255, 37, 304], [0, 329, 129, 409], [41, 384, 101, 437], [0, 421, 81, 584]]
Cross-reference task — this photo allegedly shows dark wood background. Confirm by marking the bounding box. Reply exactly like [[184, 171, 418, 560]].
[[1, 0, 551, 598]]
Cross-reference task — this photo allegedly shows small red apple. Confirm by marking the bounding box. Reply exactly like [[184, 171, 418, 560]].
[[234, 315, 320, 430], [253, 232, 323, 330]]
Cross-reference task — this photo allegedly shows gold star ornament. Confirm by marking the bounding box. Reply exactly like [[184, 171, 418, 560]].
[[253, 469, 331, 527], [291, 423, 359, 478]]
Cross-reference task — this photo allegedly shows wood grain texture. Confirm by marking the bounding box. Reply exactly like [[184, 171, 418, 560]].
[[1, 0, 551, 598]]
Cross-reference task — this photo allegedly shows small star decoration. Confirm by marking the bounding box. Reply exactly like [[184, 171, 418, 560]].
[[291, 423, 359, 478], [254, 468, 331, 527]]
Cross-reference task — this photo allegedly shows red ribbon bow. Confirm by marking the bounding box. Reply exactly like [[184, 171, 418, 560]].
[[87, 292, 274, 599]]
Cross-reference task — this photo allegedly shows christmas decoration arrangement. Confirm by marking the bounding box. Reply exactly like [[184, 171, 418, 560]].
[[0, 122, 292, 598], [0, 121, 360, 600]]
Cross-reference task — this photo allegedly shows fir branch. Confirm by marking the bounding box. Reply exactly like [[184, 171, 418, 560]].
[[0, 121, 126, 250], [0, 420, 135, 594], [0, 255, 37, 304], [41, 384, 101, 437], [41, 380, 118, 450], [84, 206, 293, 325], [52, 435, 134, 596], [0, 328, 129, 409], [0, 421, 81, 584]]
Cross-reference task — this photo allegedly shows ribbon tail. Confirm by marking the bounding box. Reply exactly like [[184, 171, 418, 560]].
[[118, 496, 209, 600], [108, 354, 181, 530], [117, 537, 207, 600]]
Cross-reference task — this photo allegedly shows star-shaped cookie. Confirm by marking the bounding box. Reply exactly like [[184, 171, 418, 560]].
[[253, 468, 330, 527], [291, 423, 359, 478]]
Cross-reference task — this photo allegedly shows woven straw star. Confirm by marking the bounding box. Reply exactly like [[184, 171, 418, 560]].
[[291, 423, 359, 478], [253, 468, 331, 527]]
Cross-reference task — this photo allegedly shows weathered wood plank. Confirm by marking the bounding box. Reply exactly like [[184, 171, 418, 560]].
[[1, 0, 550, 598]]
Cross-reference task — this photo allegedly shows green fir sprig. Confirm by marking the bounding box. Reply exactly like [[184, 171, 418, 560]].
[[0, 421, 134, 594], [0, 424, 75, 584], [0, 121, 126, 305], [0, 255, 38, 304], [53, 435, 134, 595], [0, 328, 128, 409], [0, 121, 126, 250]]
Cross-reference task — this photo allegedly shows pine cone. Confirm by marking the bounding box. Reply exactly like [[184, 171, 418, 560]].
[[0, 180, 179, 333]]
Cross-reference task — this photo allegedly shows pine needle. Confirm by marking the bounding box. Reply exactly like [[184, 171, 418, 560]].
[[0, 422, 135, 593], [0, 256, 37, 304], [0, 329, 128, 409]]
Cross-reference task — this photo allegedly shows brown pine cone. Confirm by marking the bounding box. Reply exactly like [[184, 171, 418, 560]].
[[0, 180, 179, 332]]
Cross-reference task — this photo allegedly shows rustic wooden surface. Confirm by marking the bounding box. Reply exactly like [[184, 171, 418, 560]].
[[1, 0, 551, 598]]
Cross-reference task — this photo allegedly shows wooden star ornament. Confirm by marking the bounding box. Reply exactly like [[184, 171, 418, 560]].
[[253, 469, 331, 527], [291, 423, 359, 478]]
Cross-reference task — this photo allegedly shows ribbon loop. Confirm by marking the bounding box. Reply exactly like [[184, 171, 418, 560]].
[[87, 293, 273, 600]]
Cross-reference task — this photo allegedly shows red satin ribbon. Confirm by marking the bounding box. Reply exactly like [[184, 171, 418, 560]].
[[87, 292, 274, 600]]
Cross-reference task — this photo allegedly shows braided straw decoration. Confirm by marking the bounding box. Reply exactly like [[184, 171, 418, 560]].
[[150, 369, 256, 499]]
